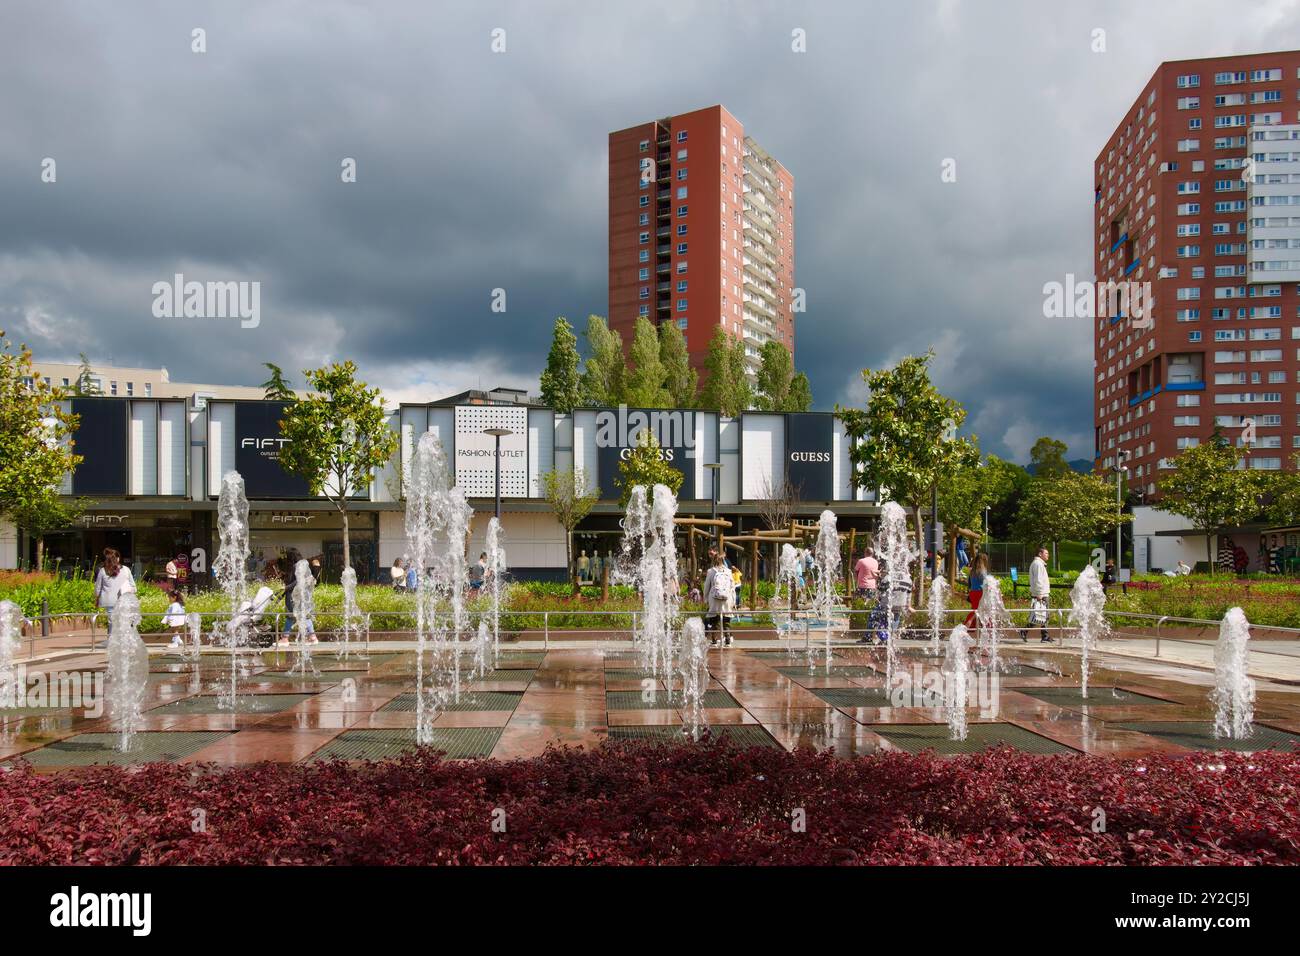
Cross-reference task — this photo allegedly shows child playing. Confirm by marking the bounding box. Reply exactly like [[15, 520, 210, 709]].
[[164, 590, 188, 647]]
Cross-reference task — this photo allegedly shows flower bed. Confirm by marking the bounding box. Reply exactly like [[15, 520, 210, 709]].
[[1, 745, 1294, 865]]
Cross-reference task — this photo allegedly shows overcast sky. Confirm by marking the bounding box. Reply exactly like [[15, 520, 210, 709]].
[[3, 0, 1300, 464]]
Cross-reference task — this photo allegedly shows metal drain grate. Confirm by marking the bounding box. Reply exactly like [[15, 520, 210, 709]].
[[496, 652, 546, 668], [379, 691, 523, 713], [867, 723, 1075, 754], [606, 724, 782, 749], [307, 727, 503, 761], [606, 689, 739, 711], [604, 669, 659, 681], [810, 687, 893, 707], [1016, 686, 1175, 706], [243, 670, 341, 684], [993, 661, 1054, 676], [149, 693, 314, 715], [1114, 721, 1300, 752], [0, 705, 68, 718], [14, 731, 230, 766], [473, 669, 536, 683], [776, 665, 877, 678]]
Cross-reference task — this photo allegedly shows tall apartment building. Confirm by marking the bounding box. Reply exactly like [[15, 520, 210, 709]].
[[608, 105, 795, 381], [1095, 52, 1300, 495]]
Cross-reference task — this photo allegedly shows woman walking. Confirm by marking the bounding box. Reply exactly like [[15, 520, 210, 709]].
[[703, 552, 732, 648], [94, 547, 136, 635], [964, 552, 988, 630]]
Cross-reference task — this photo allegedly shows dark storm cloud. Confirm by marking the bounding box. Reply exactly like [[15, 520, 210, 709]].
[[2, 0, 1298, 459]]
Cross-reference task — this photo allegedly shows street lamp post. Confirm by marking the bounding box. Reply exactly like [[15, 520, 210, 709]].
[[704, 462, 723, 548], [1115, 449, 1130, 573], [483, 427, 512, 521]]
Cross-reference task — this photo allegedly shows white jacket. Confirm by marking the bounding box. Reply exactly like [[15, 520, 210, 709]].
[[1028, 557, 1050, 598]]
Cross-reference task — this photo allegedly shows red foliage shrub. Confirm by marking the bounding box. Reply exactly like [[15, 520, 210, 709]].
[[1, 745, 1296, 865]]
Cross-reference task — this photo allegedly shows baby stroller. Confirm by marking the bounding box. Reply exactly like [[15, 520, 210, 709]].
[[229, 585, 281, 648]]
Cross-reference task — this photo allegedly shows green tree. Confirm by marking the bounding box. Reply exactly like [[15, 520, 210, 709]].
[[698, 326, 752, 416], [615, 429, 683, 506], [1012, 471, 1130, 569], [1263, 454, 1300, 527], [937, 451, 1017, 583], [986, 457, 1032, 538], [260, 362, 296, 402], [74, 353, 98, 396], [623, 316, 668, 407], [754, 340, 794, 411], [277, 361, 399, 573], [788, 371, 813, 412], [0, 333, 83, 567], [836, 351, 976, 602], [580, 315, 626, 406], [1156, 440, 1262, 573], [658, 320, 697, 408], [1028, 436, 1071, 478], [541, 468, 599, 590], [539, 317, 584, 413]]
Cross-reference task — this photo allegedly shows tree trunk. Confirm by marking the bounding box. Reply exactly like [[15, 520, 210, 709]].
[[1206, 531, 1214, 578], [567, 528, 580, 595], [912, 505, 926, 607], [342, 507, 351, 574], [35, 536, 45, 572]]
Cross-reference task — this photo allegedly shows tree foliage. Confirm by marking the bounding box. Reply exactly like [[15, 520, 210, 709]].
[[260, 362, 296, 402], [754, 341, 794, 412], [580, 315, 626, 407], [540, 317, 584, 413], [658, 321, 697, 408], [541, 468, 599, 586], [1263, 454, 1300, 527], [1156, 440, 1262, 571], [698, 327, 751, 416], [1012, 471, 1129, 552], [623, 316, 668, 408], [0, 332, 83, 566], [277, 361, 398, 571], [836, 351, 976, 600], [615, 429, 683, 506], [787, 371, 813, 412], [1028, 436, 1071, 478]]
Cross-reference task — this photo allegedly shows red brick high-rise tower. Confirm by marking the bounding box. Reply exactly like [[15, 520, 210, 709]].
[[609, 105, 795, 382], [1095, 53, 1300, 494]]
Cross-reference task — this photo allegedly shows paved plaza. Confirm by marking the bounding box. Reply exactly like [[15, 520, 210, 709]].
[[4, 638, 1298, 768]]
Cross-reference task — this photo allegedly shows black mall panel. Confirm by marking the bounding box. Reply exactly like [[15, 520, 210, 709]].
[[233, 402, 311, 498], [70, 398, 128, 496], [784, 413, 835, 502]]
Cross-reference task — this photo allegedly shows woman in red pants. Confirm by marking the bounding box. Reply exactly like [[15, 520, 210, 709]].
[[964, 553, 989, 630]]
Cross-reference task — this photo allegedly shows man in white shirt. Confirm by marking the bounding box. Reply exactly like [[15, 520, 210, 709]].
[[1019, 547, 1053, 643]]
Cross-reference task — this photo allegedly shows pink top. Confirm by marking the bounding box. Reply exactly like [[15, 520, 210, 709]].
[[855, 556, 879, 590]]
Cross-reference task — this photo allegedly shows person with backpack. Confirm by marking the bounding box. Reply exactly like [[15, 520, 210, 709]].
[[704, 552, 732, 647]]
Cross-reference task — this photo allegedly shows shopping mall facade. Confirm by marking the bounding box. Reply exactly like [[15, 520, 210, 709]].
[[0, 387, 882, 585]]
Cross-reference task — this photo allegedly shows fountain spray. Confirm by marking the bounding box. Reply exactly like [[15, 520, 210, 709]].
[[484, 516, 506, 669], [942, 624, 972, 741], [1067, 565, 1109, 698], [975, 574, 1011, 672], [877, 501, 917, 689], [926, 575, 949, 656], [107, 592, 149, 752], [0, 600, 22, 708], [1212, 606, 1255, 740], [211, 471, 250, 710], [811, 510, 841, 669], [679, 617, 710, 741], [289, 559, 318, 676]]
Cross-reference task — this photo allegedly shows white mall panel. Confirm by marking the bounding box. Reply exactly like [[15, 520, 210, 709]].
[[571, 410, 599, 495], [740, 414, 783, 499], [718, 417, 740, 505], [454, 406, 528, 498], [527, 408, 555, 497], [129, 401, 157, 496], [207, 401, 236, 496], [158, 401, 187, 495]]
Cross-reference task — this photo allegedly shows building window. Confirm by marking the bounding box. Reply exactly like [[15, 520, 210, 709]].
[[676, 168, 687, 181], [677, 298, 688, 312], [639, 213, 649, 226], [676, 186, 687, 199], [639, 287, 649, 299], [639, 268, 649, 280], [638, 196, 649, 208], [677, 318, 688, 330], [126, 382, 134, 396], [677, 205, 688, 217], [639, 231, 649, 244], [677, 280, 687, 292], [677, 131, 687, 143], [639, 139, 649, 152], [639, 250, 649, 263], [639, 305, 649, 316], [110, 381, 117, 395], [144, 383, 152, 397], [676, 261, 688, 274], [676, 224, 687, 236], [676, 242, 688, 254]]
